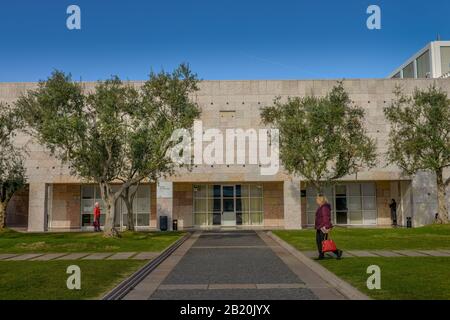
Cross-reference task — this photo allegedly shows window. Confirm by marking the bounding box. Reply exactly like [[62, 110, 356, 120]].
[[192, 184, 263, 226], [441, 47, 450, 76], [416, 51, 430, 78], [402, 62, 415, 78], [306, 183, 377, 226], [81, 185, 151, 228]]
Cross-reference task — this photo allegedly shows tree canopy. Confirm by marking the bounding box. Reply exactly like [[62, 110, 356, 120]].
[[17, 64, 201, 235], [384, 85, 450, 223], [261, 82, 377, 192]]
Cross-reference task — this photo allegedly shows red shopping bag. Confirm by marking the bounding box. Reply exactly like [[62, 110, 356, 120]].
[[322, 233, 337, 253]]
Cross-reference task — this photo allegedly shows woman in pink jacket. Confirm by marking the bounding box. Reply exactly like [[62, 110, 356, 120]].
[[315, 194, 342, 260]]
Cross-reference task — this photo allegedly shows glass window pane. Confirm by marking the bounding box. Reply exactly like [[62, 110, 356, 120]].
[[235, 185, 242, 197], [363, 197, 376, 210], [441, 47, 450, 75], [194, 212, 207, 225], [222, 186, 234, 198], [137, 198, 150, 213], [307, 212, 315, 225], [250, 212, 263, 225], [82, 214, 92, 226], [137, 214, 150, 226], [241, 211, 250, 225], [82, 199, 94, 214], [417, 50, 430, 78], [348, 197, 362, 210], [223, 199, 234, 211], [335, 185, 346, 196], [213, 185, 221, 198], [348, 184, 361, 196], [207, 199, 214, 212], [250, 198, 262, 212], [362, 183, 376, 196], [250, 184, 263, 197], [336, 212, 347, 224], [82, 186, 94, 199], [363, 211, 377, 225], [194, 199, 207, 212], [349, 211, 363, 224], [193, 184, 207, 198], [403, 62, 415, 78], [241, 185, 250, 197], [213, 199, 221, 212], [335, 197, 347, 211], [236, 198, 242, 212], [306, 185, 317, 197], [137, 185, 150, 198], [306, 197, 316, 211], [241, 198, 249, 212]]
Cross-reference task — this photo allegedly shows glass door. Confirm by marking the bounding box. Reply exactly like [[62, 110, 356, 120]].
[[222, 185, 236, 226], [335, 185, 348, 225]]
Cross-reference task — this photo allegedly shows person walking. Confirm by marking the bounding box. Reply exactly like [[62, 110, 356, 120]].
[[93, 202, 101, 232], [389, 199, 397, 227], [315, 194, 342, 260]]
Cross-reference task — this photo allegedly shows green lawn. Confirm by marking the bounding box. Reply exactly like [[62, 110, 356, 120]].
[[273, 224, 450, 251], [275, 225, 450, 300], [0, 260, 145, 300], [0, 229, 185, 253], [320, 257, 450, 300]]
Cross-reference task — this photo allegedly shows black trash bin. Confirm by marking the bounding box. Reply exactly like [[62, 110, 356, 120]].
[[173, 219, 178, 231], [406, 217, 412, 228], [160, 216, 168, 231]]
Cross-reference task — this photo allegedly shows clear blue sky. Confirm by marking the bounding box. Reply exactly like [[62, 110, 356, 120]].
[[0, 0, 449, 82]]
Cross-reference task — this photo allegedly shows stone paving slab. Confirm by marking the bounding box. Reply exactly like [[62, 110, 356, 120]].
[[107, 252, 137, 260], [392, 250, 429, 257], [416, 250, 450, 257], [132, 252, 159, 260], [82, 253, 114, 260], [346, 250, 379, 257], [55, 253, 90, 260], [150, 288, 318, 300], [5, 253, 44, 261], [0, 254, 20, 260], [31, 253, 68, 261], [369, 250, 404, 257]]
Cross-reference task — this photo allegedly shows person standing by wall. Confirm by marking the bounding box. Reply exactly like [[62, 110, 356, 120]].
[[389, 199, 397, 227], [315, 194, 342, 260], [93, 202, 101, 232]]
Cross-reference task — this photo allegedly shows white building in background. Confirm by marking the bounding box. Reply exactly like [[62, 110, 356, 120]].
[[388, 41, 450, 79]]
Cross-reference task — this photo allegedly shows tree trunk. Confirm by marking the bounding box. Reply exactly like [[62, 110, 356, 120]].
[[0, 201, 6, 230], [124, 197, 135, 232], [99, 182, 120, 237], [436, 169, 449, 224]]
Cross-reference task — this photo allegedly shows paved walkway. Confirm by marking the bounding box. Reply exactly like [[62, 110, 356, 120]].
[[302, 249, 450, 259], [0, 252, 159, 261], [123, 231, 354, 300]]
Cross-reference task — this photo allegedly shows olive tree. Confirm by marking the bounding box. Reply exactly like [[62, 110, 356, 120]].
[[0, 104, 26, 229], [384, 85, 450, 224], [261, 82, 377, 193], [17, 64, 200, 236]]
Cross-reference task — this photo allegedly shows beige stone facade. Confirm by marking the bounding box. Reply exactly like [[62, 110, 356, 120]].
[[2, 79, 450, 231]]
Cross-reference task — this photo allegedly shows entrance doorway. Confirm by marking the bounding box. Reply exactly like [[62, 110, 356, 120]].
[[221, 185, 236, 226]]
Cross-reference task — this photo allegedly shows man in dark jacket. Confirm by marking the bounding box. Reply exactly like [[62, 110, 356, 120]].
[[315, 194, 342, 260]]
